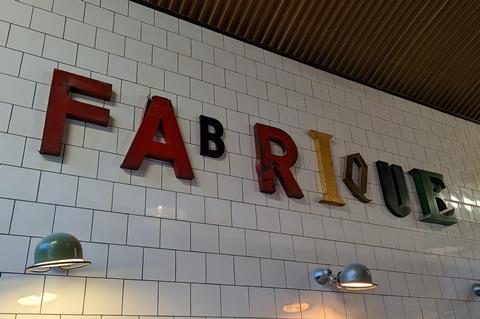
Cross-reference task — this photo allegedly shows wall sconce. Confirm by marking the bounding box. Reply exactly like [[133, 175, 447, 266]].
[[27, 233, 90, 273], [473, 283, 480, 296], [313, 263, 378, 291]]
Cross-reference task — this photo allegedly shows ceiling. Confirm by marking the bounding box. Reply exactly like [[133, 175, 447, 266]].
[[135, 0, 480, 124]]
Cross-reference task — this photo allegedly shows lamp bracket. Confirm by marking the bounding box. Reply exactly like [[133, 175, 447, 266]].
[[313, 268, 337, 286]]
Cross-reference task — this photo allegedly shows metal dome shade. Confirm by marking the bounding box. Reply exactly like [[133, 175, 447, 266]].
[[313, 263, 378, 291], [337, 263, 378, 291], [26, 232, 90, 273], [473, 283, 480, 296]]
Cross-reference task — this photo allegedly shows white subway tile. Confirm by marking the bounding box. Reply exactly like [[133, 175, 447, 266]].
[[221, 285, 249, 317], [235, 256, 260, 285], [84, 4, 114, 31], [179, 20, 201, 40], [0, 132, 24, 166], [96, 29, 125, 55], [121, 80, 150, 108], [20, 54, 58, 84], [202, 28, 223, 48], [38, 171, 78, 205], [43, 36, 78, 65], [178, 54, 202, 79], [107, 244, 143, 279], [123, 280, 157, 315], [129, 1, 154, 24], [153, 46, 177, 72], [0, 198, 14, 233], [205, 197, 231, 226], [62, 145, 98, 178], [77, 178, 113, 210], [77, 45, 108, 73], [53, 206, 92, 241], [114, 13, 141, 40], [112, 183, 145, 215], [101, 0, 128, 15], [224, 37, 244, 56], [143, 248, 175, 281], [0, 235, 29, 272], [158, 282, 190, 316], [7, 25, 44, 56], [257, 62, 276, 84], [190, 78, 214, 103], [206, 253, 234, 284], [127, 215, 160, 247], [0, 21, 9, 46], [125, 38, 152, 64], [145, 188, 175, 218], [245, 230, 270, 257], [162, 163, 191, 193], [203, 62, 225, 86], [249, 287, 276, 317], [31, 7, 65, 37], [0, 274, 44, 313], [108, 54, 137, 82], [191, 223, 219, 253], [22, 138, 62, 172], [91, 210, 127, 244], [219, 226, 245, 255], [11, 201, 54, 236], [0, 47, 22, 76], [261, 259, 287, 288], [213, 86, 236, 110], [191, 284, 221, 316], [165, 71, 189, 96], [192, 40, 214, 63], [161, 219, 190, 250], [177, 193, 204, 222], [42, 276, 85, 314], [154, 10, 178, 32], [142, 23, 166, 48], [176, 251, 205, 283], [167, 32, 191, 56], [0, 166, 40, 201], [53, 0, 85, 20], [84, 124, 118, 153], [191, 169, 217, 197], [236, 55, 256, 77], [0, 0, 32, 27], [84, 278, 123, 314]]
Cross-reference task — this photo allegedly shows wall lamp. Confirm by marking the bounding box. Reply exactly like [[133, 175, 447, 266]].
[[27, 233, 90, 273], [313, 263, 378, 291], [473, 283, 480, 296]]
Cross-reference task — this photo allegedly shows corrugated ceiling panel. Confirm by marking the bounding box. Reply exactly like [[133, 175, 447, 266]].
[[135, 0, 480, 123]]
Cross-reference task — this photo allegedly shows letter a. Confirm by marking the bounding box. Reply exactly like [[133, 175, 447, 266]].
[[254, 123, 303, 199], [121, 96, 194, 180], [40, 69, 111, 156]]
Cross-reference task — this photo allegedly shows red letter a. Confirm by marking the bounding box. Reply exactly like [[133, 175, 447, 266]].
[[40, 69, 111, 155], [121, 96, 194, 180], [254, 123, 303, 199]]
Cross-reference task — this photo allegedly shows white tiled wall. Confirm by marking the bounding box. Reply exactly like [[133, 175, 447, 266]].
[[0, 0, 479, 317]]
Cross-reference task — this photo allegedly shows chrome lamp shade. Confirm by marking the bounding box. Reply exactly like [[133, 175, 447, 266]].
[[313, 263, 378, 291]]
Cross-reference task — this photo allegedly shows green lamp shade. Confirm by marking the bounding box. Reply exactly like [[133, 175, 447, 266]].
[[27, 232, 90, 273]]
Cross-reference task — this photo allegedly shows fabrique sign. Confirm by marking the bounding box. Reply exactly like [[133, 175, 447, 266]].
[[40, 69, 457, 226]]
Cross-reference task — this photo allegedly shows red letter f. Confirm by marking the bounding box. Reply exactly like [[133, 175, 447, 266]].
[[40, 69, 111, 156]]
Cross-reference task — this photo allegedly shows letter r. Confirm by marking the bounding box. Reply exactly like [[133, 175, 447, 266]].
[[254, 123, 303, 199]]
